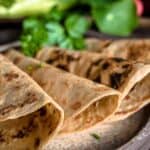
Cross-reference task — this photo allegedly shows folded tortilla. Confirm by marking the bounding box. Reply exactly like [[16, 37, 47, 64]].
[[102, 39, 150, 63], [87, 39, 150, 63], [4, 50, 120, 134], [0, 54, 64, 150], [36, 47, 150, 121], [85, 38, 112, 52]]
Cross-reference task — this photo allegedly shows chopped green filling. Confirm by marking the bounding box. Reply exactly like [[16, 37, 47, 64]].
[[90, 133, 101, 140]]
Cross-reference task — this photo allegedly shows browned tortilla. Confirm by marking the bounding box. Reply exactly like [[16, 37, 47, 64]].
[[86, 39, 150, 63], [4, 50, 120, 134], [0, 54, 64, 150], [85, 38, 112, 52], [102, 39, 150, 63], [36, 47, 150, 121]]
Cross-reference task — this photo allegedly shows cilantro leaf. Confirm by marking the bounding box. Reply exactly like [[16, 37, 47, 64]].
[[23, 18, 43, 31], [65, 14, 90, 38], [44, 7, 65, 21], [60, 38, 74, 49], [92, 0, 138, 36], [90, 133, 101, 140], [21, 24, 48, 57], [46, 22, 65, 45]]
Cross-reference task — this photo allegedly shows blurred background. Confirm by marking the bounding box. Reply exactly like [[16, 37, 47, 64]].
[[0, 0, 150, 55]]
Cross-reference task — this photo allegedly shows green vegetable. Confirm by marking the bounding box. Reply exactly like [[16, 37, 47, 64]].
[[92, 0, 138, 36], [21, 7, 90, 56], [65, 14, 90, 38], [0, 0, 15, 8], [21, 18, 48, 56], [20, 0, 138, 56], [90, 133, 101, 140], [46, 22, 65, 45]]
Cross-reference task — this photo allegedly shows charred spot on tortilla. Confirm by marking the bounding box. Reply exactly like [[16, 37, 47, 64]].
[[0, 105, 16, 116], [110, 65, 132, 89], [34, 137, 40, 148], [0, 132, 5, 143], [48, 129, 53, 135], [4, 72, 19, 81], [26, 92, 39, 103], [56, 64, 68, 71], [13, 83, 21, 90], [112, 57, 125, 62], [13, 117, 38, 139], [101, 62, 110, 70], [39, 107, 47, 116], [12, 130, 27, 139], [13, 56, 21, 64], [92, 58, 103, 66], [122, 64, 130, 69], [67, 54, 79, 61], [71, 102, 81, 110], [110, 73, 122, 89], [46, 51, 62, 63]]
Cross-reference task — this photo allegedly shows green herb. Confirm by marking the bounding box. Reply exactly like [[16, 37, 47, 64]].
[[20, 0, 138, 56], [65, 14, 90, 38], [0, 0, 15, 8], [90, 133, 101, 140], [21, 7, 90, 56], [26, 63, 44, 73], [21, 18, 48, 57], [26, 65, 33, 72], [37, 63, 45, 68]]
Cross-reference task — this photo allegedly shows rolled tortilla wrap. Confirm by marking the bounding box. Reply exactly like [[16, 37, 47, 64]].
[[85, 38, 112, 52], [4, 50, 120, 133], [0, 54, 64, 150], [36, 47, 150, 121], [87, 39, 150, 63], [102, 39, 150, 63]]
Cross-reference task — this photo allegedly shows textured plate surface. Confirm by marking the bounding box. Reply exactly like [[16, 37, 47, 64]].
[[45, 106, 149, 150]]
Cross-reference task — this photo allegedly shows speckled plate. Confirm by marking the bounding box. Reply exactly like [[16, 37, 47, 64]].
[[44, 105, 150, 150]]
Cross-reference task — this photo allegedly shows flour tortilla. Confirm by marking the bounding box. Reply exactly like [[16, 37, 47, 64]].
[[36, 47, 150, 121], [103, 39, 150, 63], [88, 39, 150, 63], [4, 50, 120, 134], [85, 38, 112, 52], [0, 54, 64, 150]]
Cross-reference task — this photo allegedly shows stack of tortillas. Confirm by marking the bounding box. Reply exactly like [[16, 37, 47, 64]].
[[0, 39, 149, 149]]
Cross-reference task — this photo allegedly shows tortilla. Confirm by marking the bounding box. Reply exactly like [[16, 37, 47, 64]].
[[85, 38, 112, 52], [4, 50, 120, 134], [0, 54, 64, 150], [36, 47, 150, 121], [89, 39, 150, 63]]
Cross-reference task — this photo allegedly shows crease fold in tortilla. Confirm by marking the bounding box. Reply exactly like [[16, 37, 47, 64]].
[[0, 54, 64, 150], [4, 50, 120, 134], [36, 47, 150, 121]]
